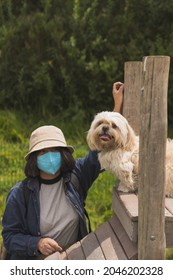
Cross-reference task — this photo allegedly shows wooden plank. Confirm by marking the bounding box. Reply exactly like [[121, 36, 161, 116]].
[[66, 241, 85, 260], [138, 56, 170, 260], [119, 192, 138, 220], [165, 221, 173, 248], [113, 189, 173, 245], [118, 192, 173, 222], [165, 198, 173, 247], [45, 250, 67, 260], [81, 232, 105, 260], [164, 207, 173, 220], [109, 216, 138, 260], [59, 251, 68, 260], [95, 221, 127, 260], [123, 61, 142, 135], [112, 188, 138, 242], [165, 198, 173, 215]]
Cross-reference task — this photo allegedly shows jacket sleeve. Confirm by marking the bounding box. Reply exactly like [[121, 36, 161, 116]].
[[2, 185, 41, 258], [74, 150, 102, 199]]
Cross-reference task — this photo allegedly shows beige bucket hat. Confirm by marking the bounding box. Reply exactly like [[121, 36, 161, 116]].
[[25, 125, 74, 160]]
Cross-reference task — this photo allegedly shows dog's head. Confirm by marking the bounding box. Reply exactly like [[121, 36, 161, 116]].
[[87, 111, 136, 152]]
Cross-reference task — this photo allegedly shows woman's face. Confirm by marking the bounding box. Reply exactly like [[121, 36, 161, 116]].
[[37, 147, 61, 180]]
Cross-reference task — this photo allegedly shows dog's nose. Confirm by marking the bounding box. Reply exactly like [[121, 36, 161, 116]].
[[102, 126, 109, 133]]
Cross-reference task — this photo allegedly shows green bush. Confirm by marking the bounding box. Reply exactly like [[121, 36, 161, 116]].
[[1, 0, 173, 126], [0, 110, 25, 142]]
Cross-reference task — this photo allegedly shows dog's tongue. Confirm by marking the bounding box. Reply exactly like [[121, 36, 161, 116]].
[[100, 135, 110, 141]]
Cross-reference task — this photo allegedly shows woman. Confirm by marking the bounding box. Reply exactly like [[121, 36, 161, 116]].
[[2, 82, 124, 259]]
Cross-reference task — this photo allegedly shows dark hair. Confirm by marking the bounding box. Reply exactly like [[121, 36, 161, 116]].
[[24, 148, 75, 178]]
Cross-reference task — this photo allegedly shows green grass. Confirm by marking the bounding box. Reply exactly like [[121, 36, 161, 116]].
[[86, 171, 116, 230]]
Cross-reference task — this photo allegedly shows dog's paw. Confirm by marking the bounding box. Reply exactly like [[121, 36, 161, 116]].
[[117, 182, 131, 193], [165, 192, 173, 198]]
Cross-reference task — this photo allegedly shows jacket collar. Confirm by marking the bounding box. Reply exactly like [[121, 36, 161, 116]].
[[62, 172, 71, 184], [25, 177, 40, 192]]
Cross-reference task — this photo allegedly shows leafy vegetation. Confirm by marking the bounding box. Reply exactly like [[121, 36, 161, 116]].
[[0, 0, 173, 125]]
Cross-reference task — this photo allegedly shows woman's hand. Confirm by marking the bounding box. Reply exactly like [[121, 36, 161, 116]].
[[38, 237, 63, 256], [112, 82, 124, 113]]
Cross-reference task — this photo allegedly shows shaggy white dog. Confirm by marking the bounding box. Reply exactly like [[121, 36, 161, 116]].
[[87, 111, 173, 197]]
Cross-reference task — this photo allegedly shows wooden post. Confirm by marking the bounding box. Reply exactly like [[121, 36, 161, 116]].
[[138, 56, 170, 259], [123, 61, 142, 135]]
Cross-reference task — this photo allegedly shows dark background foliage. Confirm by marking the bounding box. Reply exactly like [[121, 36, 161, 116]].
[[0, 0, 173, 126]]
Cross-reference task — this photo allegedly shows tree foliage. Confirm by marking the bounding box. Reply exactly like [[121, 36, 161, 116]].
[[0, 0, 173, 124]]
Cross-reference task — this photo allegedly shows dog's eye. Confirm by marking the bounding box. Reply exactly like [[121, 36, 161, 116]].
[[96, 121, 103, 127], [112, 123, 117, 129]]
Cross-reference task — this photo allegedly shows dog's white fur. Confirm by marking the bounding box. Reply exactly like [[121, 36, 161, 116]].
[[87, 111, 173, 197]]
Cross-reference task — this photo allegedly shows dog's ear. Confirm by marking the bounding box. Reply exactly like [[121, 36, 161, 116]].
[[86, 130, 98, 150], [125, 124, 136, 151]]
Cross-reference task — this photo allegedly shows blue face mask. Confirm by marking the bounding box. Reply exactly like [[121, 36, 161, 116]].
[[37, 151, 62, 175]]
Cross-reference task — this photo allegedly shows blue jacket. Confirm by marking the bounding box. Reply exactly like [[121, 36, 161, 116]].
[[2, 151, 101, 259]]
